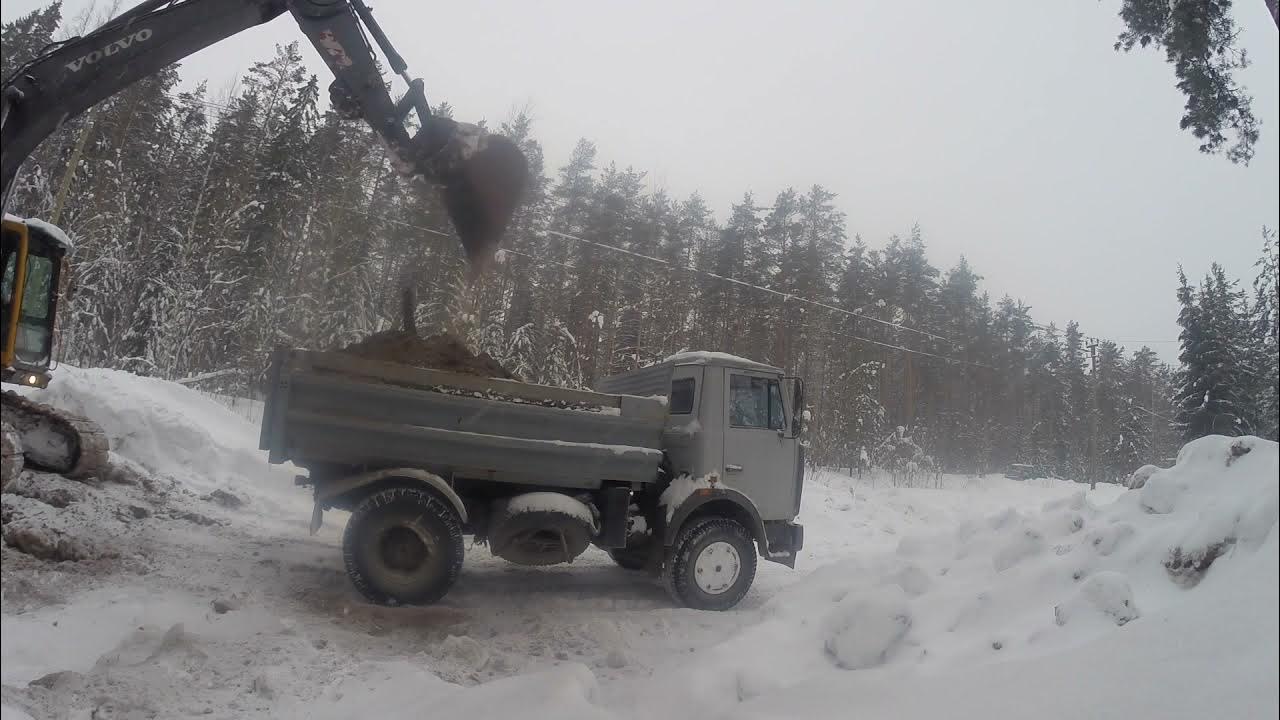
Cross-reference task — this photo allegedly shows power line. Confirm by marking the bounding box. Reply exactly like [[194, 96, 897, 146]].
[[816, 325, 995, 370], [337, 205, 993, 368], [1129, 402, 1175, 424], [143, 93, 1122, 367], [1112, 339, 1180, 344], [545, 229, 951, 343]]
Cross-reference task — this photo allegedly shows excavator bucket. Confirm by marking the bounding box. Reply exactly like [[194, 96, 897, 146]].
[[422, 123, 529, 270], [444, 134, 528, 269]]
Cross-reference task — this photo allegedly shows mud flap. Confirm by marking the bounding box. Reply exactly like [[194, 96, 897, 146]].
[[763, 521, 804, 568]]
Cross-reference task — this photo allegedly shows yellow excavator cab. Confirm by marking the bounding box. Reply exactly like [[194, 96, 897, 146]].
[[1, 215, 69, 389], [0, 216, 106, 485]]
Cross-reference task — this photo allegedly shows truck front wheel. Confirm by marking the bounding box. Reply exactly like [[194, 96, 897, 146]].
[[343, 486, 464, 605], [663, 517, 757, 611]]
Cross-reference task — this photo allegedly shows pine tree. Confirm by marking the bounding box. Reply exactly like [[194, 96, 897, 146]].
[[13, 36, 1263, 475], [1173, 265, 1257, 440], [1251, 228, 1279, 440], [1028, 325, 1070, 474], [1062, 322, 1090, 479], [1, 2, 61, 82], [1112, 347, 1159, 476]]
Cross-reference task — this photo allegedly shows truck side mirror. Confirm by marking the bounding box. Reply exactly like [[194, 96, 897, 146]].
[[783, 377, 804, 438]]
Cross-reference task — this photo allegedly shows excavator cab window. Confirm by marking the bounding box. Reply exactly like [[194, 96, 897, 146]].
[[15, 251, 57, 366], [1, 222, 62, 371]]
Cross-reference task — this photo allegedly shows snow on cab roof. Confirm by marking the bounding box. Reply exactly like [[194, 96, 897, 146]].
[[661, 351, 781, 373], [3, 213, 74, 250]]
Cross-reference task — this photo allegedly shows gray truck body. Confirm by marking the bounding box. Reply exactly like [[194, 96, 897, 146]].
[[259, 347, 805, 609], [261, 349, 669, 489]]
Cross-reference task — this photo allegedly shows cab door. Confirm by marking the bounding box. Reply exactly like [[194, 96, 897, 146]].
[[721, 369, 800, 521]]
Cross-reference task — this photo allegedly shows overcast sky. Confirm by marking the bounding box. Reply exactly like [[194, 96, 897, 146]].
[[6, 0, 1278, 361]]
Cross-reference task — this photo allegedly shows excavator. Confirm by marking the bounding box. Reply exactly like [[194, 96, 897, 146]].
[[0, 0, 528, 487]]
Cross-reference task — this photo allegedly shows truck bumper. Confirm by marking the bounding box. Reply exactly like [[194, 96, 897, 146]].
[[763, 520, 804, 568]]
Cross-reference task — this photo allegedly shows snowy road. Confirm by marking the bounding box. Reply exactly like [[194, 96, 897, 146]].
[[2, 367, 1277, 719]]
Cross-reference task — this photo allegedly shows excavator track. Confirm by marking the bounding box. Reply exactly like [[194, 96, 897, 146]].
[[1, 391, 109, 479]]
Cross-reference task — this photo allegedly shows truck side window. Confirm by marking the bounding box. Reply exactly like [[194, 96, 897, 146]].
[[730, 374, 787, 429], [669, 378, 695, 414], [767, 380, 785, 431]]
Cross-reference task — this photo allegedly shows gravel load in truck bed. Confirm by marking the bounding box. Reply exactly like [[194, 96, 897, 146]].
[[337, 330, 519, 381]]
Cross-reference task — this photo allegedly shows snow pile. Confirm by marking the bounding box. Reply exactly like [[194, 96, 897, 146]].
[[283, 661, 610, 720], [618, 435, 1279, 719], [1139, 436, 1277, 584], [15, 366, 304, 517], [1127, 463, 1162, 489], [822, 584, 913, 670], [1, 472, 133, 562]]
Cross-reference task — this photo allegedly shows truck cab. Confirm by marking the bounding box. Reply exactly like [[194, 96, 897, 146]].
[[598, 352, 806, 569]]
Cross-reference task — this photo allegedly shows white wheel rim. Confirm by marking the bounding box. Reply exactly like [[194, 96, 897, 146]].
[[693, 541, 741, 595]]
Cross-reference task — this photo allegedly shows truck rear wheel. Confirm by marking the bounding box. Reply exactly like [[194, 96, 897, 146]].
[[663, 517, 757, 611], [343, 486, 464, 605]]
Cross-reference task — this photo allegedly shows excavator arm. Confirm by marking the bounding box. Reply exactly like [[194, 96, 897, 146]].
[[1, 0, 526, 263]]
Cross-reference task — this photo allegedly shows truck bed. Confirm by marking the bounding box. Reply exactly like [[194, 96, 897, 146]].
[[260, 350, 668, 488]]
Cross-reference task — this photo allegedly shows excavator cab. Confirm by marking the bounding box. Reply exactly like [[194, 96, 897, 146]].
[[0, 217, 107, 486], [1, 215, 68, 389]]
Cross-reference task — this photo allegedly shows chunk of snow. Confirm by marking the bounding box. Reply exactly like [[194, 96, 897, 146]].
[[1127, 464, 1162, 489], [658, 473, 714, 521], [22, 217, 74, 250], [662, 351, 778, 370], [1054, 571, 1140, 627], [667, 419, 701, 436], [823, 585, 913, 670], [992, 526, 1045, 571], [541, 438, 662, 457], [505, 492, 597, 529]]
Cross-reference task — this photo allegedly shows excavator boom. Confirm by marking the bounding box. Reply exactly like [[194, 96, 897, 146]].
[[0, 0, 527, 484], [1, 0, 526, 262]]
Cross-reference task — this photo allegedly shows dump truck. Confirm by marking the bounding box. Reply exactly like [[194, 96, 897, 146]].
[[260, 349, 805, 610]]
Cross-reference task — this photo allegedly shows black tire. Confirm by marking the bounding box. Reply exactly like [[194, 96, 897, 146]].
[[663, 517, 757, 611], [342, 486, 464, 606], [608, 545, 649, 571]]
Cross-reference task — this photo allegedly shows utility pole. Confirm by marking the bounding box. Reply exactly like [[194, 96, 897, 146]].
[[1087, 338, 1099, 490], [1150, 382, 1158, 465]]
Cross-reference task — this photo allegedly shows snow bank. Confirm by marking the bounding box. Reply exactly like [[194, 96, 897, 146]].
[[0, 704, 35, 720], [285, 661, 610, 720], [618, 435, 1279, 719], [15, 365, 305, 519]]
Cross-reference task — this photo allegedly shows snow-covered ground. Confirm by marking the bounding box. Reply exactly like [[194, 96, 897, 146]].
[[2, 367, 1277, 719]]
